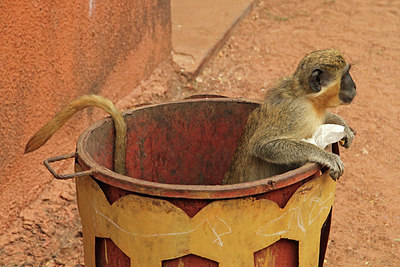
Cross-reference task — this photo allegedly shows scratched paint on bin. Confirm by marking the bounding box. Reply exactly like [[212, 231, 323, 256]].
[[76, 170, 336, 266]]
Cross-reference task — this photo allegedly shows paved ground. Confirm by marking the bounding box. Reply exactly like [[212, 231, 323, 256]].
[[171, 0, 255, 76]]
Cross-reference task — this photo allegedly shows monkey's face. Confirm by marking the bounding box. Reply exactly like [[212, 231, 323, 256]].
[[338, 65, 356, 104], [307, 63, 356, 108]]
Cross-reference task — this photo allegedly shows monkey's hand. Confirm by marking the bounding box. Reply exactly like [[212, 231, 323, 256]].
[[325, 112, 355, 149], [317, 152, 344, 181], [340, 125, 356, 148]]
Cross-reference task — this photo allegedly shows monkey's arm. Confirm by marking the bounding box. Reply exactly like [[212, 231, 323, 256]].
[[250, 138, 344, 180], [325, 112, 347, 126], [324, 112, 355, 148]]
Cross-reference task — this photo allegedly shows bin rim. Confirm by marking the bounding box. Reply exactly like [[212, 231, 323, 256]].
[[76, 97, 322, 199]]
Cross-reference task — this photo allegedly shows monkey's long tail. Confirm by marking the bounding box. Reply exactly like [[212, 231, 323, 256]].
[[24, 95, 126, 175]]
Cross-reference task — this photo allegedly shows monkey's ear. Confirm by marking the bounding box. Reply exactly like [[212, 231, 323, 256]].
[[309, 69, 322, 92]]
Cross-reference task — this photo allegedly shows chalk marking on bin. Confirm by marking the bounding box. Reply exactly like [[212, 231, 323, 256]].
[[256, 210, 295, 237], [256, 191, 333, 237], [94, 208, 232, 244], [294, 207, 305, 232], [308, 193, 332, 225], [303, 184, 320, 202], [94, 208, 201, 237], [207, 217, 232, 247], [90, 190, 331, 243]]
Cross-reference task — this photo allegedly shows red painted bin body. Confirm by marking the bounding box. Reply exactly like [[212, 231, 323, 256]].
[[74, 97, 335, 266]]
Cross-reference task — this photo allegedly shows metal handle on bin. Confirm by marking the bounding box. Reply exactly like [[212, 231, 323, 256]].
[[44, 153, 95, 180]]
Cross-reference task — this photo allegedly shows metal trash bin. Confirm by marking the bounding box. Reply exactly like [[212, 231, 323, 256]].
[[47, 97, 337, 266]]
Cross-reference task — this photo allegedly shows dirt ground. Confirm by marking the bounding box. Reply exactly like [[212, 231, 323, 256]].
[[1, 0, 399, 266]]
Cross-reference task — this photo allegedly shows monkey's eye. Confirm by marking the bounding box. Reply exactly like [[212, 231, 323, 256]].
[[309, 69, 323, 92], [315, 74, 321, 84]]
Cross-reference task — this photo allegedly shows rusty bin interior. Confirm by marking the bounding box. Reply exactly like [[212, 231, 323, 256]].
[[77, 98, 327, 199]]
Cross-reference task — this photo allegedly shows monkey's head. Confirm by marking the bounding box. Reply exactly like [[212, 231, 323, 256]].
[[294, 49, 356, 108]]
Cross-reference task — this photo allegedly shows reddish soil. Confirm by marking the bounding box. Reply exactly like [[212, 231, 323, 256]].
[[1, 0, 399, 266]]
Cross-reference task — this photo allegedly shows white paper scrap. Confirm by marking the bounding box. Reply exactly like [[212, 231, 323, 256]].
[[302, 124, 346, 149]]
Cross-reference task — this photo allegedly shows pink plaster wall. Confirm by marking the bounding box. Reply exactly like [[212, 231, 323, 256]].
[[0, 0, 171, 231]]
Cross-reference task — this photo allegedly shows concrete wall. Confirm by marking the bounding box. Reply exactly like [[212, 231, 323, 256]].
[[0, 0, 171, 231]]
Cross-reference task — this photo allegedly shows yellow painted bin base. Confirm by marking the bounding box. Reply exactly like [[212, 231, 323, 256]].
[[76, 170, 336, 266]]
